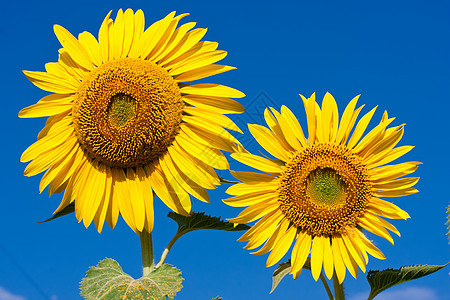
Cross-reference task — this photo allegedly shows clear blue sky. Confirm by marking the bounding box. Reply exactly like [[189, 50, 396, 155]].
[[1, 0, 449, 299]]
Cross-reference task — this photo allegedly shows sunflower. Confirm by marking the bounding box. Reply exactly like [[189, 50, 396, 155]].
[[224, 93, 419, 283], [20, 9, 245, 234]]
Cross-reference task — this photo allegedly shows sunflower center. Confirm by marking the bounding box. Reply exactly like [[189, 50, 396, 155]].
[[278, 143, 372, 237], [306, 168, 347, 206], [73, 58, 183, 168], [108, 93, 137, 127]]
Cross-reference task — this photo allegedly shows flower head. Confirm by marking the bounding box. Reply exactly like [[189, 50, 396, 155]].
[[224, 93, 418, 283], [20, 9, 244, 233]]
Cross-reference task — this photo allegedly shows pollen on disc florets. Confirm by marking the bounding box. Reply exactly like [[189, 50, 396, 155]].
[[73, 58, 183, 168], [278, 143, 372, 236]]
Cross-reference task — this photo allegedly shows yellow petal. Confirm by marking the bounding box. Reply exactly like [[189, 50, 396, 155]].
[[354, 117, 396, 155], [248, 124, 291, 161], [311, 236, 324, 281], [176, 135, 229, 170], [147, 12, 185, 61], [147, 164, 191, 216], [358, 217, 394, 244], [182, 94, 244, 114], [323, 236, 334, 280], [111, 167, 137, 232], [347, 106, 377, 149], [331, 237, 346, 284], [135, 167, 155, 233], [264, 108, 294, 151], [321, 92, 339, 143], [109, 9, 125, 60], [229, 170, 276, 183], [161, 153, 210, 203], [301, 93, 317, 145], [183, 106, 242, 133], [53, 24, 93, 70], [138, 12, 176, 59], [230, 152, 283, 174], [105, 166, 119, 229], [238, 209, 282, 242], [266, 225, 296, 267], [176, 64, 235, 82], [23, 70, 78, 94], [153, 22, 197, 63], [373, 187, 418, 197], [251, 219, 289, 255], [78, 31, 102, 67], [170, 50, 227, 75], [336, 95, 359, 145], [226, 181, 278, 196], [98, 11, 113, 63], [94, 168, 112, 233], [373, 177, 419, 190], [126, 168, 146, 232], [342, 234, 366, 273], [121, 9, 135, 58], [355, 230, 386, 260], [368, 197, 410, 219], [19, 94, 73, 118], [183, 117, 240, 145], [158, 27, 207, 66], [181, 84, 245, 98], [21, 123, 73, 162], [167, 143, 218, 188], [180, 125, 235, 153], [222, 191, 277, 207], [335, 237, 358, 279], [227, 201, 279, 224], [290, 231, 312, 274], [280, 105, 308, 148], [369, 162, 420, 182], [24, 136, 77, 177]]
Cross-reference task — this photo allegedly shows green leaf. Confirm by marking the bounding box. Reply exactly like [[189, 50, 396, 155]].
[[367, 264, 449, 300], [446, 204, 450, 243], [38, 202, 75, 223], [270, 258, 311, 293], [211, 297, 222, 300], [80, 258, 183, 300], [167, 211, 250, 234], [271, 260, 292, 293]]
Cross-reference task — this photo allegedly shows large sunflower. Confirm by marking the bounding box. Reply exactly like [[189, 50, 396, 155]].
[[20, 9, 244, 233], [224, 93, 418, 283]]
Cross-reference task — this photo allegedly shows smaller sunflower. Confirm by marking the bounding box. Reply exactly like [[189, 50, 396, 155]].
[[224, 93, 419, 283]]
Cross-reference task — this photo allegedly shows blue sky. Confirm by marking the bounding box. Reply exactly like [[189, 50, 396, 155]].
[[1, 0, 450, 299]]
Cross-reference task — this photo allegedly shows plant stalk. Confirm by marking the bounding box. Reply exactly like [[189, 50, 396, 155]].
[[156, 231, 183, 269], [319, 273, 335, 300], [139, 230, 154, 276], [333, 275, 345, 300]]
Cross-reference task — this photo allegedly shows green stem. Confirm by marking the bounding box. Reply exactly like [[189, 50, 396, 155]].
[[333, 275, 345, 300], [155, 231, 184, 269], [319, 273, 335, 300], [139, 230, 154, 276]]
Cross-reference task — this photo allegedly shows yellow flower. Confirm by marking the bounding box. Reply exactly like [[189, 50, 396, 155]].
[[20, 9, 244, 233], [224, 93, 418, 283]]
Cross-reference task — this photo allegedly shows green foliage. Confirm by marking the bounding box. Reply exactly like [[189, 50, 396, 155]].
[[446, 204, 450, 243], [38, 202, 75, 223], [167, 211, 250, 235], [80, 258, 183, 300], [367, 264, 448, 300], [211, 297, 222, 300], [271, 258, 311, 293]]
